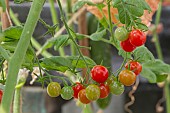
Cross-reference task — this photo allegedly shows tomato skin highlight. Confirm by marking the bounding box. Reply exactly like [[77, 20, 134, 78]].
[[72, 82, 84, 99], [119, 69, 136, 86], [47, 82, 61, 97], [99, 83, 110, 99], [115, 27, 128, 41], [91, 65, 109, 83], [125, 61, 142, 75], [78, 89, 91, 104], [86, 84, 100, 101], [120, 38, 136, 52], [129, 30, 146, 47]]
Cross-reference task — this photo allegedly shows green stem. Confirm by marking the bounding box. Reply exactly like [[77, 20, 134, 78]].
[[56, 0, 90, 79], [13, 88, 21, 113], [49, 0, 65, 56], [107, 1, 116, 47], [10, 8, 52, 58], [66, 0, 76, 56], [153, 1, 163, 60], [153, 1, 170, 113], [0, 0, 45, 112]]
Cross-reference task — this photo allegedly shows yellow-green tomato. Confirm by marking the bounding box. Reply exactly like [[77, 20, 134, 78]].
[[109, 81, 124, 95], [86, 84, 100, 101], [115, 27, 128, 41], [61, 86, 74, 100], [47, 82, 61, 97]]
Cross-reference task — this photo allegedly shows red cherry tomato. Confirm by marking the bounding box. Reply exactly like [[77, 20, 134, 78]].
[[72, 82, 84, 99], [99, 83, 110, 99], [78, 89, 91, 104], [118, 69, 136, 86], [91, 65, 109, 83], [129, 30, 146, 47], [0, 90, 3, 103], [125, 61, 142, 75], [120, 38, 136, 52]]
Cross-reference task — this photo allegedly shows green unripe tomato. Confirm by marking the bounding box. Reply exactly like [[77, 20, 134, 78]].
[[96, 94, 112, 109], [86, 84, 100, 101], [47, 82, 61, 97], [109, 81, 124, 95], [115, 27, 128, 41], [61, 86, 74, 100]]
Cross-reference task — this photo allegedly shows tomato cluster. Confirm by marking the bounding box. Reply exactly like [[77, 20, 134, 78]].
[[115, 28, 146, 52], [47, 64, 142, 104]]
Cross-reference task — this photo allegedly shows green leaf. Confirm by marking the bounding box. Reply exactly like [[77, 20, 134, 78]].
[[72, 1, 95, 12], [72, 1, 87, 12], [133, 46, 155, 63], [112, 0, 151, 30], [54, 35, 69, 50], [40, 56, 96, 72], [141, 60, 170, 83], [42, 35, 69, 51], [90, 29, 106, 41], [0, 0, 6, 11], [40, 56, 72, 72], [3, 26, 23, 41], [136, 22, 149, 31], [68, 56, 96, 68], [14, 0, 32, 4], [118, 49, 131, 59]]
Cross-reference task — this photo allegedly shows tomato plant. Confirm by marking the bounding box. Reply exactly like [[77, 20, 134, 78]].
[[47, 82, 61, 97], [61, 86, 74, 100], [120, 38, 136, 52], [115, 27, 128, 41], [78, 89, 91, 104], [0, 0, 169, 113], [129, 30, 146, 47], [86, 84, 100, 101], [119, 70, 136, 86], [91, 65, 109, 83], [125, 61, 142, 75], [109, 81, 124, 95], [72, 82, 84, 99], [99, 83, 110, 99]]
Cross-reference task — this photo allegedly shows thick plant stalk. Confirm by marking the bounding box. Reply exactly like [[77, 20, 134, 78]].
[[0, 0, 46, 112], [13, 88, 21, 113]]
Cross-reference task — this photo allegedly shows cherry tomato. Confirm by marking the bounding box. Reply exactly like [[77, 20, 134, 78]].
[[47, 82, 61, 97], [109, 81, 124, 95], [96, 94, 112, 109], [61, 86, 74, 100], [86, 84, 100, 101], [115, 27, 128, 41], [125, 61, 142, 75], [129, 30, 146, 47], [72, 82, 84, 99], [78, 89, 91, 104], [120, 38, 136, 52], [0, 90, 3, 103], [105, 76, 116, 85], [91, 65, 109, 83], [99, 83, 110, 99], [118, 69, 136, 86]]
